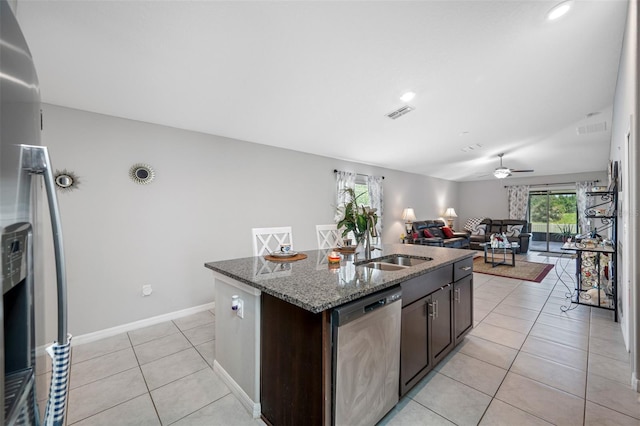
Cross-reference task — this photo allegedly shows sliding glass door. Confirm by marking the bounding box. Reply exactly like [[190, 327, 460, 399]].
[[528, 191, 577, 252]]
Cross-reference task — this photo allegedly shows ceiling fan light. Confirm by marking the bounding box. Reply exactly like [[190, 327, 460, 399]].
[[493, 168, 511, 179], [547, 1, 573, 21]]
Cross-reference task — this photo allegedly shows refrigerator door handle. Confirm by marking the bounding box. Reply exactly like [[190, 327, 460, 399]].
[[21, 145, 68, 343]]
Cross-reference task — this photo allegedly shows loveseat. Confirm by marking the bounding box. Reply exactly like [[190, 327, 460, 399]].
[[408, 220, 470, 249], [465, 218, 532, 253]]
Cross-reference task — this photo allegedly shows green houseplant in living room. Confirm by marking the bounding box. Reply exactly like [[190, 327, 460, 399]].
[[336, 187, 378, 255], [555, 223, 575, 242]]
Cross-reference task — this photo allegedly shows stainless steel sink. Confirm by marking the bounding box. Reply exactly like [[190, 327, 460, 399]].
[[380, 255, 431, 267], [363, 262, 408, 271], [361, 254, 432, 271]]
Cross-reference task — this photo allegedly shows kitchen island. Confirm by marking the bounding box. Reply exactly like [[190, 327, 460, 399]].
[[204, 243, 474, 425]]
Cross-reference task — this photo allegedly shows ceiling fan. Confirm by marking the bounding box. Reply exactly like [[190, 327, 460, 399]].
[[492, 153, 534, 179]]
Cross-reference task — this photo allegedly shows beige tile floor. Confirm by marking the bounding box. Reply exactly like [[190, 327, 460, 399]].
[[36, 253, 639, 425]]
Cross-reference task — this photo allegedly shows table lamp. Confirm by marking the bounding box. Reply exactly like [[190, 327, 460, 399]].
[[402, 208, 416, 236], [444, 207, 457, 229]]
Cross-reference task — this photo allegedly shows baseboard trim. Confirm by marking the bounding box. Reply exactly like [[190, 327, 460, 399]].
[[632, 372, 640, 392], [213, 360, 261, 419], [71, 302, 215, 346]]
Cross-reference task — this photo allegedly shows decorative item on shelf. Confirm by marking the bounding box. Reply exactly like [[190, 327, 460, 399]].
[[443, 207, 457, 229], [54, 169, 80, 192], [336, 187, 378, 256], [401, 208, 416, 235], [129, 163, 155, 185]]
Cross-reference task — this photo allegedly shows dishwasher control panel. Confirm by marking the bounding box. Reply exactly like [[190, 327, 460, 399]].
[[332, 286, 402, 326]]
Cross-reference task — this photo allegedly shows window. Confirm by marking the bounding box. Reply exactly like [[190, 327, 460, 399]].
[[354, 179, 370, 207], [528, 190, 577, 252]]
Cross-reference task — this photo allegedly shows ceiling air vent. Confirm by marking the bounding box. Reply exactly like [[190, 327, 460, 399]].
[[576, 121, 607, 135], [386, 105, 414, 120]]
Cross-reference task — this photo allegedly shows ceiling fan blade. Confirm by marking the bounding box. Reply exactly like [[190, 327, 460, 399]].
[[510, 169, 534, 173]]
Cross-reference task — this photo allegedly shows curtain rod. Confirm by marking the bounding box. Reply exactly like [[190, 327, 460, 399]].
[[334, 169, 385, 179], [504, 179, 599, 188]]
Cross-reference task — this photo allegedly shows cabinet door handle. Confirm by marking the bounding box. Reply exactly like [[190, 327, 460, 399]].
[[433, 300, 438, 318], [455, 288, 461, 303], [460, 266, 471, 271], [427, 301, 434, 318]]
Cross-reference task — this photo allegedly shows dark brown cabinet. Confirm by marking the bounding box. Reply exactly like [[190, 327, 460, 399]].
[[453, 257, 474, 344], [431, 284, 453, 362], [454, 275, 473, 344], [400, 294, 431, 391], [400, 258, 473, 397], [400, 281, 453, 396]]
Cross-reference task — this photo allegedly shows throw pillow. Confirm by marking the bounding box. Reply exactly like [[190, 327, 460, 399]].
[[429, 227, 445, 238], [505, 224, 523, 237], [471, 223, 486, 236], [423, 229, 434, 238], [464, 217, 484, 232], [412, 232, 419, 240], [441, 226, 455, 238]]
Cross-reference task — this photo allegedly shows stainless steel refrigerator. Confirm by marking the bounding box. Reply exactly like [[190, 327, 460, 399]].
[[1, 1, 70, 425]]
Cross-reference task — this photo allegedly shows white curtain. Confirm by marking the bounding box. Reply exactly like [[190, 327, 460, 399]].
[[334, 171, 357, 222], [508, 185, 530, 220], [576, 181, 595, 235], [366, 175, 384, 237]]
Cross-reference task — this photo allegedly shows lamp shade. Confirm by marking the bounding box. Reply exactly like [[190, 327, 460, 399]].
[[402, 208, 416, 222], [444, 208, 457, 218]]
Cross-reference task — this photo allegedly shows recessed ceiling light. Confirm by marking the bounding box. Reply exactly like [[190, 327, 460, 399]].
[[547, 1, 573, 21], [400, 92, 415, 102]]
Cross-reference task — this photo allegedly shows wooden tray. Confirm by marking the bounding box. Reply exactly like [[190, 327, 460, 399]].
[[264, 253, 308, 262]]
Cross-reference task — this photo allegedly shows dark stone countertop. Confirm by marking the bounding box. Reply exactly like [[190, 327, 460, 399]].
[[204, 243, 473, 314]]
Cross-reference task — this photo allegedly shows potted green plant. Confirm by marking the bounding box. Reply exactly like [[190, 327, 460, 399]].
[[555, 224, 575, 242], [336, 187, 378, 250]]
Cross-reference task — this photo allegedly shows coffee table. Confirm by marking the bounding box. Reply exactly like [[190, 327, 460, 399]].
[[480, 242, 520, 267]]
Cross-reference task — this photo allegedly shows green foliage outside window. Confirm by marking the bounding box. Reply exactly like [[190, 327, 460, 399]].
[[354, 183, 370, 207], [530, 193, 576, 223], [529, 192, 577, 235]]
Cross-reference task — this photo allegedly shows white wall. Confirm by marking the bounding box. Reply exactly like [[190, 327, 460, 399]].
[[41, 104, 459, 335], [457, 171, 607, 226], [609, 0, 638, 387]]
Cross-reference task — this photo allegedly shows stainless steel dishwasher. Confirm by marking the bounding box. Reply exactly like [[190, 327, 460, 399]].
[[332, 287, 402, 426]]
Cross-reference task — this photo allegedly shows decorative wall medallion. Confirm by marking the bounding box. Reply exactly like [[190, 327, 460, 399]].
[[54, 169, 80, 192], [129, 163, 155, 185]]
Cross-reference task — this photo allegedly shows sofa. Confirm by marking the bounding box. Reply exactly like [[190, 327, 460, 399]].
[[407, 220, 470, 249], [465, 218, 532, 253]]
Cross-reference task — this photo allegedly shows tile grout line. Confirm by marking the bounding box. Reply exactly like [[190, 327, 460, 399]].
[[476, 267, 585, 424], [65, 332, 152, 426], [162, 317, 229, 426], [127, 329, 163, 426]]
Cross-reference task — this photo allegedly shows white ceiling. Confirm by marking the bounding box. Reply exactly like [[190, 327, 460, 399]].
[[15, 0, 628, 181]]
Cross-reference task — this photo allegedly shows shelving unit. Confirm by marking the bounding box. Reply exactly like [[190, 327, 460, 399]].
[[562, 182, 618, 321]]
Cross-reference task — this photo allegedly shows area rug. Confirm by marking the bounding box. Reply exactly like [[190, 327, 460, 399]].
[[472, 257, 554, 282]]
